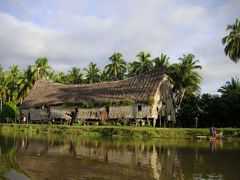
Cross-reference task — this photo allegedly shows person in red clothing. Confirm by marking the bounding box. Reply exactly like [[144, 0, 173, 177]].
[[214, 130, 219, 137]]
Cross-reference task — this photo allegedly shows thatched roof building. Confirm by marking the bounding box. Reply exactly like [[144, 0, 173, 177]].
[[21, 68, 176, 126], [21, 69, 168, 108]]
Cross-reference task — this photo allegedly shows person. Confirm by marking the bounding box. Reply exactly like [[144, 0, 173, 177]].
[[219, 130, 223, 138], [194, 117, 198, 128], [210, 127, 215, 137]]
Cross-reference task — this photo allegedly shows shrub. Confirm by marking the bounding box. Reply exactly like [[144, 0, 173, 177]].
[[1, 101, 19, 123]]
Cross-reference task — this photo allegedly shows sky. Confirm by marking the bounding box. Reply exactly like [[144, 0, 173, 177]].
[[0, 0, 239, 94]]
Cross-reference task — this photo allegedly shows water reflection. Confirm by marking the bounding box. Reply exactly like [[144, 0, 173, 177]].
[[0, 134, 240, 180]]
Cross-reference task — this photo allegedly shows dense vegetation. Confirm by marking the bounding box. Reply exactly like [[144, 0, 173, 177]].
[[0, 18, 239, 127]]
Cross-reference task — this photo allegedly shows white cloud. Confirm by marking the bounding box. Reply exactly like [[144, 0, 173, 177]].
[[0, 0, 239, 94]]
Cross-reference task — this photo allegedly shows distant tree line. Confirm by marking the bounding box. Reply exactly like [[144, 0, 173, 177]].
[[177, 78, 240, 128]]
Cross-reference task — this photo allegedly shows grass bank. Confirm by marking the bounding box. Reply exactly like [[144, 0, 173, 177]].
[[0, 124, 240, 138]]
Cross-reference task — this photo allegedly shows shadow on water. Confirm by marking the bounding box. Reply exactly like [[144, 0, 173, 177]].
[[1, 133, 240, 180]]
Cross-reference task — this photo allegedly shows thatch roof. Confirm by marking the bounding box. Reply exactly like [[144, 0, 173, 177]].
[[21, 68, 169, 108]]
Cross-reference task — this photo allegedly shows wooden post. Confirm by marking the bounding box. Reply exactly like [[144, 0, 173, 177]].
[[153, 119, 156, 127]]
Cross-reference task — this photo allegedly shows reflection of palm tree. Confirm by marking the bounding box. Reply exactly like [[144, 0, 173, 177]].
[[69, 141, 76, 157]]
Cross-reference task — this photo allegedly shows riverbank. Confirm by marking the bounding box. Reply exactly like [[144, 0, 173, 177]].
[[0, 124, 240, 138]]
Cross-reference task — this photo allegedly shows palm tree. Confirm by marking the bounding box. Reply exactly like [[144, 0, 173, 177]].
[[67, 67, 83, 84], [53, 71, 67, 84], [0, 74, 10, 104], [100, 69, 109, 82], [84, 62, 101, 84], [104, 52, 127, 81], [170, 54, 202, 109], [218, 77, 240, 97], [35, 57, 52, 80], [7, 65, 21, 101], [153, 53, 170, 69], [128, 51, 153, 76], [17, 65, 37, 103], [222, 18, 240, 63]]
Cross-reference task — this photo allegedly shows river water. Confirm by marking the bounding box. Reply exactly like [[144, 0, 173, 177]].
[[0, 133, 240, 180]]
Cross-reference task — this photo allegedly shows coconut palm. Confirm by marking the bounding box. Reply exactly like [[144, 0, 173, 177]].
[[153, 53, 170, 69], [0, 74, 10, 104], [17, 65, 37, 103], [222, 18, 240, 63], [170, 54, 202, 109], [53, 71, 67, 84], [7, 65, 21, 101], [128, 51, 153, 76], [100, 69, 110, 82], [218, 77, 240, 97], [104, 52, 127, 81], [67, 67, 83, 84], [35, 57, 52, 79], [84, 62, 101, 84]]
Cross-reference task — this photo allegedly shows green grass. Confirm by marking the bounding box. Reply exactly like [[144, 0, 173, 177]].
[[0, 124, 240, 138]]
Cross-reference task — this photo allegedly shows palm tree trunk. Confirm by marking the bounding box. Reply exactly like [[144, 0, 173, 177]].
[[177, 89, 186, 109]]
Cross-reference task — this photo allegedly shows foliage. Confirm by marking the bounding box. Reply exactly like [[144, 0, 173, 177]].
[[153, 53, 170, 68], [128, 51, 154, 76], [222, 18, 240, 63], [177, 82, 240, 128], [104, 52, 127, 81], [170, 54, 202, 109], [35, 56, 53, 80], [84, 62, 101, 83], [218, 77, 240, 97], [67, 67, 83, 84], [1, 102, 19, 123]]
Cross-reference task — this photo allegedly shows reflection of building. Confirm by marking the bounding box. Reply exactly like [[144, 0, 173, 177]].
[[2, 135, 238, 180], [14, 137, 185, 180], [20, 69, 176, 127]]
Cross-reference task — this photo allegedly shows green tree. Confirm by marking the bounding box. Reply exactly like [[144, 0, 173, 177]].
[[100, 69, 110, 82], [128, 51, 153, 76], [0, 74, 10, 104], [53, 71, 67, 83], [84, 62, 101, 84], [222, 18, 240, 63], [218, 77, 240, 97], [1, 101, 19, 123], [17, 65, 37, 103], [7, 65, 21, 101], [176, 93, 201, 127], [35, 57, 52, 80], [170, 54, 202, 109], [67, 67, 83, 84], [104, 52, 127, 81], [153, 53, 170, 68]]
